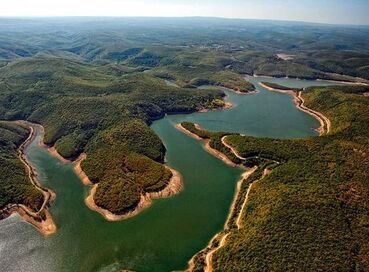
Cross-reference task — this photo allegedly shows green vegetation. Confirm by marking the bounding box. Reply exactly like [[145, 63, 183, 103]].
[[153, 68, 256, 92], [181, 122, 214, 139], [1, 17, 369, 241], [184, 84, 369, 271], [0, 121, 43, 213], [261, 81, 302, 91], [81, 120, 173, 213], [0, 58, 223, 213]]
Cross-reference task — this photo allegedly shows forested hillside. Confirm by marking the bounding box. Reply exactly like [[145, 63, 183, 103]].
[[181, 85, 369, 271], [1, 18, 368, 218], [0, 121, 44, 212], [0, 57, 225, 214]]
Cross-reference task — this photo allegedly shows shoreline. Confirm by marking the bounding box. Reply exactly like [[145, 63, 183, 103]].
[[258, 82, 296, 95], [202, 167, 271, 272], [204, 139, 240, 168], [36, 126, 95, 186], [203, 167, 258, 272], [253, 74, 369, 85], [186, 166, 258, 272], [176, 121, 262, 272], [44, 145, 71, 163], [73, 153, 93, 186], [258, 82, 330, 135], [202, 83, 259, 95], [175, 123, 241, 168], [185, 77, 332, 271], [198, 97, 234, 113], [19, 122, 185, 222], [198, 102, 233, 113], [37, 125, 72, 164], [297, 91, 331, 135], [0, 121, 57, 236], [34, 124, 94, 185], [175, 123, 203, 140], [317, 79, 369, 86], [85, 166, 183, 221]]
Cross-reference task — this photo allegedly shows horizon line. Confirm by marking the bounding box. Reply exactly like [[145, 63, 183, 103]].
[[0, 15, 368, 27]]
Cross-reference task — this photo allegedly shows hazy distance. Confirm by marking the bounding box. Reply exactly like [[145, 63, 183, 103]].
[[1, 0, 369, 25]]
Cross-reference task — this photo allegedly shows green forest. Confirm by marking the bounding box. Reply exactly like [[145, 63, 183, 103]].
[[0, 18, 369, 267], [0, 60, 225, 213], [181, 84, 369, 271], [0, 121, 44, 213]]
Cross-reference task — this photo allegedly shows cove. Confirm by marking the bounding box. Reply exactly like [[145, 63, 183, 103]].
[[0, 77, 342, 272]]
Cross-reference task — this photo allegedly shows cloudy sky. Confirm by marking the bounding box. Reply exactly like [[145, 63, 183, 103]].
[[1, 0, 368, 25]]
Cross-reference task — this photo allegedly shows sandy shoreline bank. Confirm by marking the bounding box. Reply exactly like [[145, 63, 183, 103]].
[[258, 82, 296, 95], [176, 122, 262, 272], [175, 123, 203, 140], [73, 153, 93, 186], [85, 166, 183, 221], [36, 126, 94, 186], [186, 165, 258, 272], [258, 82, 330, 135], [176, 123, 241, 168], [44, 145, 71, 163], [205, 83, 259, 95], [203, 166, 258, 272], [36, 125, 72, 164], [316, 78, 369, 86], [0, 121, 57, 236], [204, 139, 240, 168], [297, 91, 331, 135], [19, 122, 184, 222]]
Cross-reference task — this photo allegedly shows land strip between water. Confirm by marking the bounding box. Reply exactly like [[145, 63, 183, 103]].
[[179, 96, 333, 271], [2, 120, 184, 235], [0, 121, 56, 236], [176, 123, 280, 272], [84, 166, 182, 221], [42, 136, 184, 223]]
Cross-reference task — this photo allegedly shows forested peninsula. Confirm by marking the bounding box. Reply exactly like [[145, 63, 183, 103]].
[[1, 18, 369, 240], [178, 84, 369, 271]]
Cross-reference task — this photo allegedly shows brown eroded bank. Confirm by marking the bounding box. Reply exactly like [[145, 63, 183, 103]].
[[0, 121, 57, 236], [258, 82, 331, 135]]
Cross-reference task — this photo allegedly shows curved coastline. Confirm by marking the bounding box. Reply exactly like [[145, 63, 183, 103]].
[[177, 80, 333, 271], [203, 166, 265, 272], [0, 121, 57, 236], [3, 121, 184, 228], [258, 82, 330, 135], [38, 127, 184, 221], [73, 153, 93, 186], [85, 166, 183, 221], [37, 125, 72, 164], [177, 122, 260, 272], [175, 123, 240, 168], [42, 144, 71, 164]]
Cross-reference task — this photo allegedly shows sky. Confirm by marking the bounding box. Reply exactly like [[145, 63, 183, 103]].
[[1, 0, 369, 25]]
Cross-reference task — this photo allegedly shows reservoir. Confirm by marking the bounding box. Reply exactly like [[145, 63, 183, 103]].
[[0, 76, 342, 271]]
